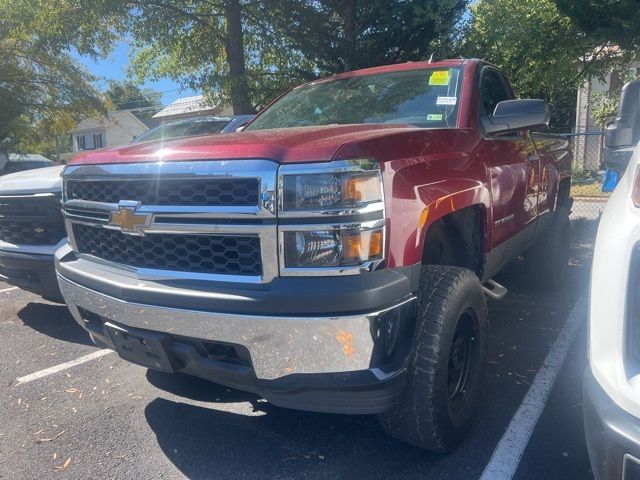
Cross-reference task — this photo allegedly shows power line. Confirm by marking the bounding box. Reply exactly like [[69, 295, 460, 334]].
[[108, 87, 184, 108]]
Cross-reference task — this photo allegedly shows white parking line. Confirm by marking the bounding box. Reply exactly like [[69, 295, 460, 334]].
[[480, 292, 588, 480], [0, 286, 19, 293], [15, 349, 114, 385]]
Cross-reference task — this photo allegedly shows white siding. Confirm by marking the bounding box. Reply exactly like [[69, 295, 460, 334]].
[[71, 110, 150, 152]]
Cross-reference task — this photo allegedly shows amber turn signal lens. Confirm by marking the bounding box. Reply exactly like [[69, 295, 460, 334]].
[[368, 230, 383, 257], [342, 229, 383, 263], [342, 173, 380, 204]]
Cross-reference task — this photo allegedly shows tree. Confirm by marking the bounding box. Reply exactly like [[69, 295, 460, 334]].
[[0, 33, 105, 157], [8, 0, 468, 114], [8, 0, 314, 114], [126, 0, 312, 113], [460, 0, 620, 131], [554, 0, 640, 50], [104, 80, 161, 110], [591, 70, 639, 127], [271, 0, 468, 75]]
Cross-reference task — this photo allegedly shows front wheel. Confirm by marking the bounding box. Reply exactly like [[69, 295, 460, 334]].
[[378, 265, 488, 453]]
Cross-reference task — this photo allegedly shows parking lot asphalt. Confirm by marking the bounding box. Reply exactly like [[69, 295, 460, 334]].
[[0, 219, 597, 480]]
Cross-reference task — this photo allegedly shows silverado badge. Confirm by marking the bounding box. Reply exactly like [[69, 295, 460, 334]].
[[108, 201, 150, 235]]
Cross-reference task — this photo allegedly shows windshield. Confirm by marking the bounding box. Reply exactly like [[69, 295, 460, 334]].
[[135, 118, 231, 142], [247, 67, 462, 130]]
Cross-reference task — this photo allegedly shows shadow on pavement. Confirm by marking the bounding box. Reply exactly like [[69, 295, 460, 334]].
[[146, 369, 258, 404], [18, 302, 93, 346], [144, 397, 437, 480], [143, 221, 596, 480]]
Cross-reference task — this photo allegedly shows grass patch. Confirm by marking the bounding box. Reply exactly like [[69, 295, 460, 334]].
[[571, 181, 609, 198]]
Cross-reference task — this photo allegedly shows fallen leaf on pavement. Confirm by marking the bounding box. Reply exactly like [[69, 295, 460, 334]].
[[34, 431, 65, 443], [54, 458, 71, 470]]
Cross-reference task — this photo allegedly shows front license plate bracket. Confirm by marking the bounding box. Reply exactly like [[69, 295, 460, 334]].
[[105, 322, 176, 373]]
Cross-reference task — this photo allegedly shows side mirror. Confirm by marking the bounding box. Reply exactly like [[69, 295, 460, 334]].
[[604, 80, 640, 171], [481, 99, 550, 135], [235, 125, 246, 132]]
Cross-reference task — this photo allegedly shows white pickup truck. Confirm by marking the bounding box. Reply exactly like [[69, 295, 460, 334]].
[[0, 165, 65, 301], [585, 80, 640, 480]]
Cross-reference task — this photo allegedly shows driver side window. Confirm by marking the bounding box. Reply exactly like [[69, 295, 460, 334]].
[[479, 69, 512, 117]]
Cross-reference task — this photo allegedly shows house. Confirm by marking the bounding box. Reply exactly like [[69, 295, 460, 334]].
[[574, 59, 640, 171], [152, 95, 233, 123], [60, 108, 159, 163]]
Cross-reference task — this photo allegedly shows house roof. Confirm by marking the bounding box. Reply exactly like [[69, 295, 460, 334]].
[[132, 112, 160, 130], [153, 95, 225, 119]]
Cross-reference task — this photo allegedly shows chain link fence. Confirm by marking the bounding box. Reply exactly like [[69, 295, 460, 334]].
[[566, 129, 611, 221]]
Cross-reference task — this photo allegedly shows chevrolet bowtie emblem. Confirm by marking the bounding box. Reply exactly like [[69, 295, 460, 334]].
[[109, 201, 150, 234]]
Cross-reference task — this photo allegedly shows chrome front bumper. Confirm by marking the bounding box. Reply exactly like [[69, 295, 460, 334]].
[[58, 273, 416, 381]]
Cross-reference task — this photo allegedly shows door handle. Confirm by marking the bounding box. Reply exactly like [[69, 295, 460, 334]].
[[528, 153, 540, 163]]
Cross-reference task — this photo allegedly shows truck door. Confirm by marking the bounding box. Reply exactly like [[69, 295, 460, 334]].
[[476, 67, 540, 256]]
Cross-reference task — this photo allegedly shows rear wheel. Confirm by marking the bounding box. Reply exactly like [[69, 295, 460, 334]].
[[524, 206, 570, 290], [378, 265, 488, 453]]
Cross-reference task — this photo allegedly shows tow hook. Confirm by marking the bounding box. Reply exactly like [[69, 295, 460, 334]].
[[482, 279, 507, 300]]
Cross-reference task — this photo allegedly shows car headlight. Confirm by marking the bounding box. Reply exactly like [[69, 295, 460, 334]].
[[278, 159, 385, 275], [279, 159, 383, 214], [282, 225, 384, 268]]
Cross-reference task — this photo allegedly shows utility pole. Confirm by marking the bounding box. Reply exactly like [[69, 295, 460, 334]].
[[55, 135, 60, 164]]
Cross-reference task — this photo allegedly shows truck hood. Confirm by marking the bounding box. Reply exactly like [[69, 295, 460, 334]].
[[0, 165, 63, 195], [68, 124, 421, 165]]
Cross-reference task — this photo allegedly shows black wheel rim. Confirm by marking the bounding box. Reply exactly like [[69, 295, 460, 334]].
[[447, 309, 479, 414]]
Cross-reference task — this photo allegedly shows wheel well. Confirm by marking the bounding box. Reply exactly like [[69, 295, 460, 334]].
[[557, 178, 571, 209], [421, 205, 485, 277]]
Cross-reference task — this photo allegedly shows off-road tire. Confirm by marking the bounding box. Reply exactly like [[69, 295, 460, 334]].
[[378, 265, 488, 453], [524, 206, 570, 290]]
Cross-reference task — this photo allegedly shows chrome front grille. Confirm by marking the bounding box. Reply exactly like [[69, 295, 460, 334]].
[[62, 160, 278, 283], [66, 177, 259, 206]]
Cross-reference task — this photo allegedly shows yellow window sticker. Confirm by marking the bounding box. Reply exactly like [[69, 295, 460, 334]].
[[429, 70, 450, 86]]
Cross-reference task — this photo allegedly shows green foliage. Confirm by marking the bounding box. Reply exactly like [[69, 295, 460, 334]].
[[104, 80, 162, 110], [460, 0, 620, 132], [6, 0, 469, 114], [554, 0, 640, 50], [272, 0, 468, 74], [126, 1, 315, 112], [0, 33, 106, 155], [591, 70, 639, 126], [12, 117, 72, 158]]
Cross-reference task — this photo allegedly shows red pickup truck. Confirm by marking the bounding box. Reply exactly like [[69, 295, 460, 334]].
[[56, 58, 571, 452]]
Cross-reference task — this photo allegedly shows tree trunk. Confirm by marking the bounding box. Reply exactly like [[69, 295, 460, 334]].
[[342, 0, 357, 72], [224, 0, 254, 114]]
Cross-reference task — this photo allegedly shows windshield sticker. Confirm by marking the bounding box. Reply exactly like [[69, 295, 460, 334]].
[[436, 96, 457, 105], [429, 70, 450, 86], [426, 114, 443, 121]]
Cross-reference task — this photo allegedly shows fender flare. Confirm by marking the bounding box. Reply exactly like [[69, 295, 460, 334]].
[[414, 180, 492, 257]]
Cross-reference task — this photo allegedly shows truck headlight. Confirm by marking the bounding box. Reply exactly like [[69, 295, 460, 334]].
[[279, 159, 382, 214], [283, 226, 383, 268], [277, 159, 385, 275]]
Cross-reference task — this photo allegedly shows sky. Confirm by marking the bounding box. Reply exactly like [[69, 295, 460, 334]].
[[76, 42, 196, 106]]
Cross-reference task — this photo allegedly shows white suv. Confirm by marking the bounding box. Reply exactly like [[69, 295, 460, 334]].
[[585, 80, 640, 480]]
